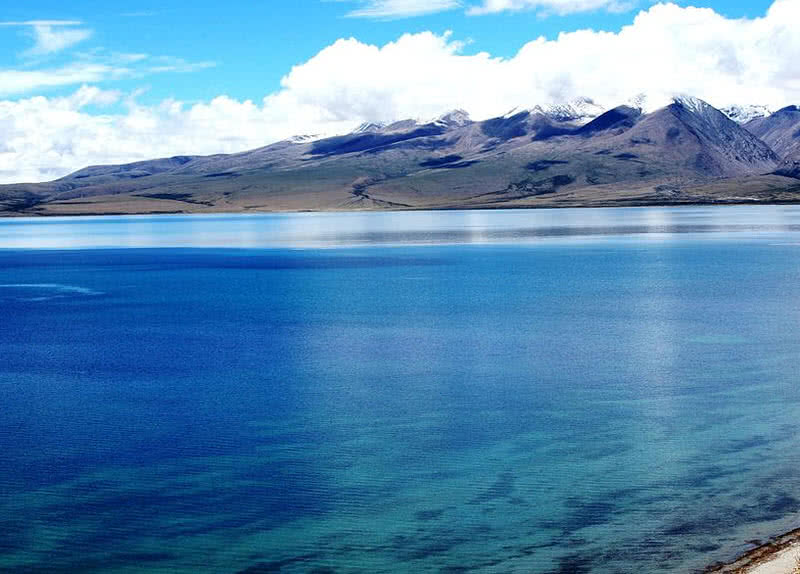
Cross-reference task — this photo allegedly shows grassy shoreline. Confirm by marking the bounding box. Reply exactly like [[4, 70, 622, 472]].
[[5, 195, 800, 218]]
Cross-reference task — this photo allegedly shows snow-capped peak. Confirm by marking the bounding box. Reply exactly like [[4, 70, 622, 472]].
[[531, 97, 605, 124], [432, 109, 472, 128], [671, 94, 716, 115], [500, 98, 604, 123], [353, 122, 386, 134], [287, 134, 326, 144], [356, 110, 472, 134], [383, 119, 422, 132], [721, 104, 772, 124], [627, 93, 649, 112]]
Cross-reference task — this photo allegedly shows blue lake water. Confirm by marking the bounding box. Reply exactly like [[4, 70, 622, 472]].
[[2, 206, 800, 573]]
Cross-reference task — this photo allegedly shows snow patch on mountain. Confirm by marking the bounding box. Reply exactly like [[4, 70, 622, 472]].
[[500, 98, 604, 124], [668, 95, 778, 171], [290, 96, 786, 150], [431, 109, 472, 128], [287, 134, 327, 144], [626, 93, 649, 112], [532, 97, 605, 124], [353, 122, 386, 134], [721, 104, 772, 124], [672, 94, 714, 116]]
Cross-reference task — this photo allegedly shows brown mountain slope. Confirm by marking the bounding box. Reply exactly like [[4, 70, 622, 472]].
[[1, 97, 797, 216], [745, 105, 800, 159]]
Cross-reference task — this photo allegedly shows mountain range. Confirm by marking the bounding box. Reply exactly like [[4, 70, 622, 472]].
[[2, 96, 800, 216]]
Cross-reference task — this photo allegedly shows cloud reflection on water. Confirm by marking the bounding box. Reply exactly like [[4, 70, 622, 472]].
[[4, 206, 800, 250]]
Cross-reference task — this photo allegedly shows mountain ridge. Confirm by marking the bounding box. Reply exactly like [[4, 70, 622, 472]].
[[2, 96, 799, 216]]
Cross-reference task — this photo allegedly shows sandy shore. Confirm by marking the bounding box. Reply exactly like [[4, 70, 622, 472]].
[[747, 545, 800, 574], [707, 529, 800, 573]]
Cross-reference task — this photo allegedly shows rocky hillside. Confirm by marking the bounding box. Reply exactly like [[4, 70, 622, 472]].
[[1, 96, 799, 216], [744, 106, 800, 179]]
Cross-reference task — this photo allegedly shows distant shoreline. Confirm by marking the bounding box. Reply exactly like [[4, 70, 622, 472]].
[[5, 196, 800, 219]]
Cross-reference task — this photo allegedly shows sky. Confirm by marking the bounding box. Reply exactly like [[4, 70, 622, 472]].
[[0, 0, 796, 183]]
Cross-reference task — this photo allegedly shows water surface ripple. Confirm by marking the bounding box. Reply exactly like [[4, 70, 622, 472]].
[[1, 206, 800, 573]]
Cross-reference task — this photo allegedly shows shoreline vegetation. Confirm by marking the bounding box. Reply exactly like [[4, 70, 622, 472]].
[[708, 528, 800, 574], [4, 192, 800, 218]]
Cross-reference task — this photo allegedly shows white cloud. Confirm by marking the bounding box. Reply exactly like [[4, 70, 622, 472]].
[[0, 20, 92, 56], [346, 0, 461, 18], [0, 63, 119, 96], [341, 0, 629, 17], [0, 53, 215, 97], [0, 88, 360, 183], [467, 0, 635, 16], [1, 0, 799, 184], [270, 1, 800, 119]]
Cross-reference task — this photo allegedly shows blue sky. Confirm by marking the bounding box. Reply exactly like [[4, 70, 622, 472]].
[[0, 0, 777, 104], [0, 0, 796, 184]]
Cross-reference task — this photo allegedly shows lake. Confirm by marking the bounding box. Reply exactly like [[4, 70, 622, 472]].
[[2, 206, 800, 573]]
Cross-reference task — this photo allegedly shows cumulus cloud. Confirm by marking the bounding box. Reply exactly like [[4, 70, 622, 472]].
[[467, 0, 634, 16], [0, 20, 92, 56], [346, 0, 461, 18], [1, 0, 799, 184], [0, 88, 360, 183], [263, 0, 800, 119]]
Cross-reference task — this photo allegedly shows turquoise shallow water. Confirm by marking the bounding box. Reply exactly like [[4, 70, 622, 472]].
[[1, 207, 800, 573]]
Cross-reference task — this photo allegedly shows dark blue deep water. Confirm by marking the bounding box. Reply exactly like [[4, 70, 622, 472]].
[[2, 207, 800, 573]]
